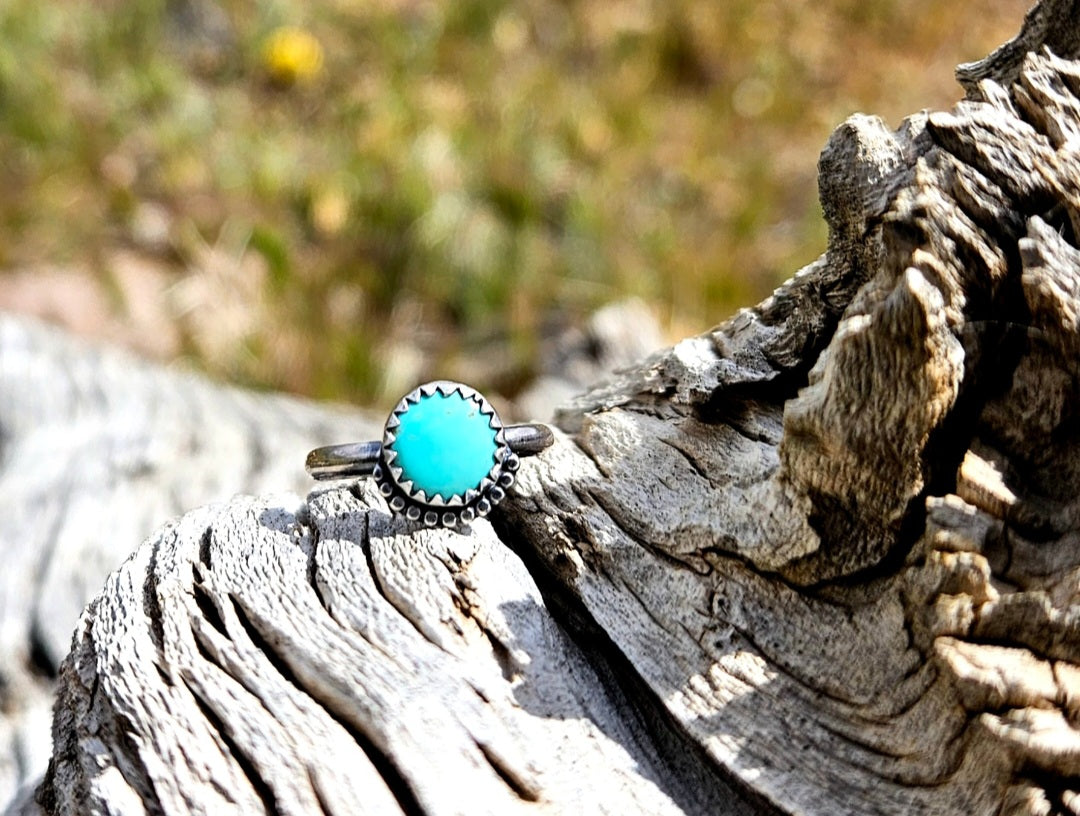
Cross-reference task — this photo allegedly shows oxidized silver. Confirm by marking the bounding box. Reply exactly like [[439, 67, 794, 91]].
[[306, 380, 553, 527]]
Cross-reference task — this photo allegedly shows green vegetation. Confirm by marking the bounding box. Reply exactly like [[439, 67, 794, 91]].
[[0, 0, 1026, 403]]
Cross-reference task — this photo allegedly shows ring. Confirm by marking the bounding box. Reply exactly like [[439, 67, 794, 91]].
[[306, 380, 553, 527]]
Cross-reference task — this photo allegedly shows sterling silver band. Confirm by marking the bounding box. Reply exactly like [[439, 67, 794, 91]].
[[305, 423, 553, 481]]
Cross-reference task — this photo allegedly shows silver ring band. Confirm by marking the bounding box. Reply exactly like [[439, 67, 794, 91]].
[[306, 423, 553, 481], [304, 380, 552, 528]]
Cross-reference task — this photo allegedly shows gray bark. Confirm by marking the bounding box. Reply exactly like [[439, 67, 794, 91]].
[[15, 0, 1080, 812]]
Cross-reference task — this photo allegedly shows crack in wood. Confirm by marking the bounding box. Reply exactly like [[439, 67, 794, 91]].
[[473, 740, 542, 803], [178, 673, 279, 815], [223, 592, 427, 816]]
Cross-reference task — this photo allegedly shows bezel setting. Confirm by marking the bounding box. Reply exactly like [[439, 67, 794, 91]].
[[373, 380, 520, 527]]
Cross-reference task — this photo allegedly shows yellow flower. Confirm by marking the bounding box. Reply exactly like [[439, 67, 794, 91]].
[[262, 26, 324, 86]]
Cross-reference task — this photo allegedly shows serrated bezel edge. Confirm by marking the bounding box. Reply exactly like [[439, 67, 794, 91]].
[[376, 380, 515, 528]]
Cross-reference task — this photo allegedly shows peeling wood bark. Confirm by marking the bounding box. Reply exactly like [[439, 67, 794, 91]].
[[17, 0, 1080, 813]]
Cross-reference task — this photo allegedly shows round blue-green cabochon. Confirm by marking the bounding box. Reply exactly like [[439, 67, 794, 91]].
[[390, 391, 498, 499]]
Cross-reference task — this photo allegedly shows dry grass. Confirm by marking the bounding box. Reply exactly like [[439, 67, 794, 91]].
[[0, 0, 1031, 403]]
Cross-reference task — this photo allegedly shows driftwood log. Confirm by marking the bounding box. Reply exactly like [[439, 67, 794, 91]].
[[0, 301, 657, 814], [0, 314, 380, 811], [9, 1, 1080, 812]]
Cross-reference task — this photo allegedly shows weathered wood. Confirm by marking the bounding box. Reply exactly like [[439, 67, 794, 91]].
[[19, 0, 1080, 813], [0, 314, 378, 810], [43, 491, 749, 815], [508, 5, 1080, 810], [0, 300, 662, 814]]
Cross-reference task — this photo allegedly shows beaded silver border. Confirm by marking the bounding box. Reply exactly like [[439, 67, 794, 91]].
[[372, 380, 520, 527]]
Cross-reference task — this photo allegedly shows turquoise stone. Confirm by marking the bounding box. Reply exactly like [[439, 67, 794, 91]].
[[390, 391, 498, 499]]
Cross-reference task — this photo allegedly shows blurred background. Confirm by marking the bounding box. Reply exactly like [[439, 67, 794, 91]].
[[0, 0, 1029, 408]]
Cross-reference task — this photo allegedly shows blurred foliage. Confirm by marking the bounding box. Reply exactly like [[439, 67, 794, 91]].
[[0, 0, 1027, 403], [262, 25, 325, 86]]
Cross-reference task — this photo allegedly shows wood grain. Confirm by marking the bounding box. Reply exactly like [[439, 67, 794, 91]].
[[0, 314, 377, 810]]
